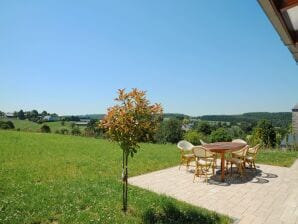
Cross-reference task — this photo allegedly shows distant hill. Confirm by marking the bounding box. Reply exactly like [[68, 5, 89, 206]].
[[71, 112, 292, 128], [76, 113, 190, 120], [199, 112, 291, 128]]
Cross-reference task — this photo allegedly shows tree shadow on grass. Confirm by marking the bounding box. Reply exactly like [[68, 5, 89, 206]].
[[142, 201, 225, 224]]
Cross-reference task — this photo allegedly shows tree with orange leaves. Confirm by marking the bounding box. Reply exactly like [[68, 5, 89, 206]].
[[100, 88, 163, 212]]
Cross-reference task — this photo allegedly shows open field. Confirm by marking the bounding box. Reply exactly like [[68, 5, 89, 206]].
[[0, 118, 86, 132], [0, 131, 230, 224]]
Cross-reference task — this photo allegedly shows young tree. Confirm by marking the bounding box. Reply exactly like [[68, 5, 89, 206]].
[[41, 110, 48, 116], [31, 110, 39, 118], [100, 88, 162, 212], [17, 110, 25, 120]]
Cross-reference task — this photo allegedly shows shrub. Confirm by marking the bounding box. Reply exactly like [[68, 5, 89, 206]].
[[196, 121, 212, 135], [154, 118, 183, 144], [60, 128, 69, 135], [5, 121, 15, 129], [71, 127, 81, 136], [0, 122, 10, 129], [210, 128, 232, 142], [0, 121, 15, 129], [255, 120, 276, 148], [184, 130, 205, 145], [40, 124, 51, 133]]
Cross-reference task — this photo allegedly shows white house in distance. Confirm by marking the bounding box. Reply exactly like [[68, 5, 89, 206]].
[[5, 112, 16, 118], [75, 119, 90, 126], [43, 115, 59, 122]]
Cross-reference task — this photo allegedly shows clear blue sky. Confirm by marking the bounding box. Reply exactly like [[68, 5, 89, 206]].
[[0, 1, 297, 116]]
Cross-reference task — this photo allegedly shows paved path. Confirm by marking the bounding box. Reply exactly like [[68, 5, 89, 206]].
[[129, 160, 298, 224]]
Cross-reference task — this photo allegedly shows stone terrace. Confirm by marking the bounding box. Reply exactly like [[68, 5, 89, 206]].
[[129, 160, 298, 224]]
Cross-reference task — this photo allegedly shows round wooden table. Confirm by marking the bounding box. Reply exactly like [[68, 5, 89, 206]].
[[203, 142, 247, 182]]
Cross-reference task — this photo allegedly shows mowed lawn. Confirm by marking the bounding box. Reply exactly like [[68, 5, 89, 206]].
[[0, 131, 230, 224]]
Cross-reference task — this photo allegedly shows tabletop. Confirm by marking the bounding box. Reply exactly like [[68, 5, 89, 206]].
[[203, 142, 247, 153]]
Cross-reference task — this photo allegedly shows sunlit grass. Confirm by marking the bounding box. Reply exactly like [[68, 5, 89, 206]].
[[257, 149, 298, 167], [0, 131, 230, 224]]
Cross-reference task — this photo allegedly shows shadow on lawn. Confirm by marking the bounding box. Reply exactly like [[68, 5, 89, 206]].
[[142, 201, 224, 224]]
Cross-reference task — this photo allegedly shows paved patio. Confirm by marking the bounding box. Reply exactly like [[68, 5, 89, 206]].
[[129, 160, 298, 224]]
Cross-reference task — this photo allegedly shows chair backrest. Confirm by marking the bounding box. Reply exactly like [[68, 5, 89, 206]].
[[248, 144, 261, 156], [237, 145, 249, 158], [177, 140, 194, 151], [192, 146, 214, 158], [232, 139, 247, 144], [200, 139, 207, 145]]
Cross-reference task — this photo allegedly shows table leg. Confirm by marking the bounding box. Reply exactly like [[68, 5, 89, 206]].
[[221, 152, 225, 182]]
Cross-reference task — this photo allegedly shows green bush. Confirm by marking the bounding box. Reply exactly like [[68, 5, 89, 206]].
[[210, 128, 232, 142], [60, 128, 69, 135], [0, 121, 15, 129], [154, 118, 183, 144], [71, 127, 81, 136], [40, 124, 51, 133], [196, 121, 212, 135], [184, 130, 205, 145]]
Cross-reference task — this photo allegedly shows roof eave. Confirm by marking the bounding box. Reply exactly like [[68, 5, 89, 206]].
[[258, 0, 298, 63]]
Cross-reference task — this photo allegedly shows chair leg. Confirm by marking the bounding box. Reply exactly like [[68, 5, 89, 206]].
[[179, 159, 184, 170], [253, 161, 256, 169], [230, 163, 233, 176]]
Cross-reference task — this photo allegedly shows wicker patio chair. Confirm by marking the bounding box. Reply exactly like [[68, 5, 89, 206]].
[[232, 139, 247, 144], [226, 145, 249, 177], [192, 146, 216, 183], [177, 140, 195, 170], [245, 144, 261, 170], [200, 139, 207, 145], [231, 139, 248, 158]]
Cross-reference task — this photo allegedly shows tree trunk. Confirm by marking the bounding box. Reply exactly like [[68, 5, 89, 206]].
[[122, 149, 129, 212]]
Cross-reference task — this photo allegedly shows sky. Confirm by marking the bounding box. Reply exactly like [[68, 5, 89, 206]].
[[0, 1, 297, 116]]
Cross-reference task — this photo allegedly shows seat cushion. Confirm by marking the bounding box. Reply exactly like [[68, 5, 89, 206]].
[[227, 157, 243, 164], [197, 158, 213, 165], [245, 155, 253, 161], [183, 154, 195, 158]]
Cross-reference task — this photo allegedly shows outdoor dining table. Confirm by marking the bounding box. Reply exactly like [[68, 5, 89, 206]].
[[203, 142, 247, 182]]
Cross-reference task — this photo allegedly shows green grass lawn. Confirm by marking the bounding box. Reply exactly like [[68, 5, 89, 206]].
[[0, 131, 230, 224], [0, 118, 86, 132], [257, 150, 298, 167]]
